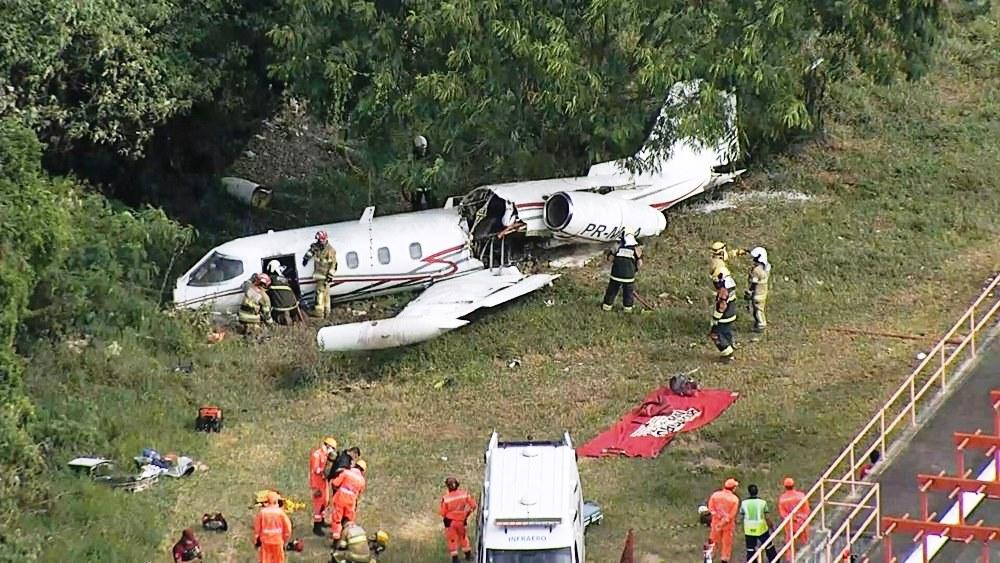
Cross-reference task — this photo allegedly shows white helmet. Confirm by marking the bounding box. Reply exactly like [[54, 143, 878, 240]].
[[267, 260, 284, 276], [413, 134, 428, 151], [623, 231, 638, 247], [750, 247, 768, 263]]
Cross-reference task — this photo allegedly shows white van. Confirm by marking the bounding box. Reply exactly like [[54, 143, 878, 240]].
[[477, 432, 588, 563]]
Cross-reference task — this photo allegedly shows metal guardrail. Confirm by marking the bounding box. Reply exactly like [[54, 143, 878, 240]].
[[749, 273, 1000, 563]]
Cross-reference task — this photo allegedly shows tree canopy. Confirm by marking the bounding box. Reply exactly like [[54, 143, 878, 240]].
[[0, 0, 274, 158], [268, 0, 942, 193]]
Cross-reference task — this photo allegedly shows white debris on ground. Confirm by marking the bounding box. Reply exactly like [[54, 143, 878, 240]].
[[686, 190, 816, 214], [547, 247, 606, 268]]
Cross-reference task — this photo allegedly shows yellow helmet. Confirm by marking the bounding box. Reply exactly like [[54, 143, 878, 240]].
[[323, 437, 338, 449], [356, 459, 368, 472], [376, 530, 390, 546], [710, 241, 728, 258]]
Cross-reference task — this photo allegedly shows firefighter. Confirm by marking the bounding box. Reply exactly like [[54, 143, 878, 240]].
[[709, 241, 730, 286], [253, 491, 292, 563], [778, 478, 811, 560], [332, 524, 389, 563], [330, 459, 367, 541], [743, 247, 771, 333], [602, 231, 642, 312], [439, 477, 478, 563], [266, 260, 300, 325], [303, 231, 337, 318], [406, 135, 438, 211], [707, 478, 740, 563], [710, 270, 738, 361], [239, 274, 273, 334], [310, 437, 339, 536]]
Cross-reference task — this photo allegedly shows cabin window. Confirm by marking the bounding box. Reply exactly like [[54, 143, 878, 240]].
[[378, 247, 391, 265], [346, 251, 359, 269], [409, 242, 423, 259], [188, 252, 244, 286]]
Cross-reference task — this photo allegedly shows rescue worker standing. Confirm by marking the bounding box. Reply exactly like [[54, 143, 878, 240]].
[[266, 260, 300, 325], [710, 270, 738, 361], [332, 524, 389, 563], [253, 491, 292, 563], [743, 246, 771, 333], [778, 478, 811, 560], [303, 231, 337, 318], [740, 484, 778, 563], [239, 273, 274, 334], [310, 437, 338, 536], [602, 231, 642, 312], [330, 459, 368, 541], [439, 477, 478, 563], [707, 478, 740, 563], [709, 241, 730, 287]]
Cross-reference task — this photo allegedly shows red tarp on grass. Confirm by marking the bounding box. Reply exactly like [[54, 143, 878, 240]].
[[577, 386, 739, 458]]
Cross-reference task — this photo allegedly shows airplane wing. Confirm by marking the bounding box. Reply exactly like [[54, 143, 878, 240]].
[[316, 267, 559, 352]]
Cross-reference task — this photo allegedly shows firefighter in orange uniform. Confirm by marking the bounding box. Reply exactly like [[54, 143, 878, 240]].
[[330, 459, 368, 541], [439, 477, 478, 563], [778, 477, 811, 560], [707, 478, 740, 563], [253, 491, 292, 563], [310, 437, 338, 535]]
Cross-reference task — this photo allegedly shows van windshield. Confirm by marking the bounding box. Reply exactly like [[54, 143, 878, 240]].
[[188, 252, 244, 286], [485, 548, 572, 563]]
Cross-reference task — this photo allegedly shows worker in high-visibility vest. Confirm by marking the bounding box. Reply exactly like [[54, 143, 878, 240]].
[[739, 484, 778, 562], [778, 477, 811, 560]]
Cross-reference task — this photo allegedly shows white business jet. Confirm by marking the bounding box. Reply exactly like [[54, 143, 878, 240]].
[[173, 81, 744, 352]]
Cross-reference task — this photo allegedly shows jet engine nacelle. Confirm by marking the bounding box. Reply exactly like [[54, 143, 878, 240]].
[[542, 192, 667, 242]]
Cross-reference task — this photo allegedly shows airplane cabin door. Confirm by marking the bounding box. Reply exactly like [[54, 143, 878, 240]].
[[261, 254, 301, 299]]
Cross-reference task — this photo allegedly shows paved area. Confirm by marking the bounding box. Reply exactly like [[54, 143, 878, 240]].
[[869, 335, 1000, 562]]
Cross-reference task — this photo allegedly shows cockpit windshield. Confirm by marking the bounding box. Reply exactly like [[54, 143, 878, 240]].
[[187, 252, 244, 286]]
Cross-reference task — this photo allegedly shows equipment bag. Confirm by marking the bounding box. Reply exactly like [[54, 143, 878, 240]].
[[322, 451, 339, 480], [669, 374, 699, 397], [196, 406, 223, 432]]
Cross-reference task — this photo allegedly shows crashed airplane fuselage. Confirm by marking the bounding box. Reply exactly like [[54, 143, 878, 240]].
[[173, 82, 743, 352]]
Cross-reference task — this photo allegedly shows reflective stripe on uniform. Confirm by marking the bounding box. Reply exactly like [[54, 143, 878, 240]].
[[610, 275, 635, 283], [741, 498, 768, 536]]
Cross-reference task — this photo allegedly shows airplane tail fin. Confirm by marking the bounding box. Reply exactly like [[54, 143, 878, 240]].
[[587, 80, 740, 183]]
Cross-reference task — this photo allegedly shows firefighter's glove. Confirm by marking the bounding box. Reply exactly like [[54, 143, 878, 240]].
[[301, 255, 309, 267], [313, 489, 322, 498], [443, 518, 452, 528], [254, 538, 262, 549], [326, 273, 334, 283], [743, 290, 752, 301]]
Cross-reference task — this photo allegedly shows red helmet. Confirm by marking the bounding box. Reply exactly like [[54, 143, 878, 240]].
[[256, 273, 272, 287], [315, 231, 328, 243]]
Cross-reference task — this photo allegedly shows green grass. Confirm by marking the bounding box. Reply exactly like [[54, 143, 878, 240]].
[[19, 6, 1000, 562]]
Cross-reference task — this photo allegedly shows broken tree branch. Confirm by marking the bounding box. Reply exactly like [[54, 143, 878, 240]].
[[827, 327, 965, 346]]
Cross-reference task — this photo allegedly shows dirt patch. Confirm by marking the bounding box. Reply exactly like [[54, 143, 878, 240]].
[[394, 512, 441, 541], [227, 96, 346, 186]]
